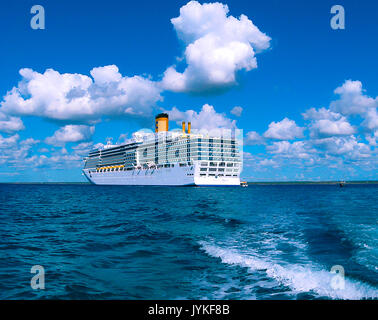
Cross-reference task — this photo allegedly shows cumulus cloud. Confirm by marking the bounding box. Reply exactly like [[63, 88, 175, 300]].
[[162, 1, 271, 92], [0, 134, 19, 149], [0, 138, 95, 170], [20, 138, 39, 146], [230, 106, 243, 117], [0, 112, 24, 133], [330, 80, 378, 117], [166, 104, 236, 132], [366, 130, 378, 146], [251, 80, 378, 176], [309, 119, 355, 137], [245, 131, 264, 145], [312, 136, 371, 158], [303, 108, 355, 137], [362, 108, 378, 130], [302, 80, 378, 139], [45, 125, 95, 146], [263, 118, 304, 140], [0, 134, 41, 168], [258, 158, 277, 166], [302, 107, 342, 121], [267, 140, 313, 159], [0, 66, 162, 123]]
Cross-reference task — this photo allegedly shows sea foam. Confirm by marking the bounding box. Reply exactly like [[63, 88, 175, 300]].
[[199, 241, 378, 300]]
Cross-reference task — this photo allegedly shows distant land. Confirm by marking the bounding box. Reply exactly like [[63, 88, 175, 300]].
[[246, 181, 378, 185], [0, 181, 377, 185]]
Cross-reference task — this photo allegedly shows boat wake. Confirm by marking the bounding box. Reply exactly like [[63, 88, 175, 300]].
[[199, 241, 378, 300]]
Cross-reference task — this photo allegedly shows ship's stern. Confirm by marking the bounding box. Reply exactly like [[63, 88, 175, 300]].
[[193, 161, 241, 186]]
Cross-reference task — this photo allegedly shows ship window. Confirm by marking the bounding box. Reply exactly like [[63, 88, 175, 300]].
[[219, 162, 225, 167], [200, 174, 206, 177], [210, 162, 217, 167], [111, 168, 114, 171], [233, 174, 237, 177], [143, 148, 147, 157], [209, 174, 216, 177], [201, 162, 208, 166], [227, 163, 233, 167], [175, 149, 179, 157], [219, 168, 225, 172], [219, 174, 224, 177], [200, 168, 207, 172], [209, 168, 217, 172], [226, 174, 231, 177], [164, 164, 170, 168]]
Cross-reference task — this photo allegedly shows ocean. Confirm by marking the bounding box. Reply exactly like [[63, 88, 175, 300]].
[[0, 183, 377, 300]]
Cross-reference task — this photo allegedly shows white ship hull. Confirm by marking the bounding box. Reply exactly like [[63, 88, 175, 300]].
[[83, 163, 240, 186]]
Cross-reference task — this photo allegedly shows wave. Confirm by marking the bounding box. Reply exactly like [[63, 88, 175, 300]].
[[199, 241, 378, 300]]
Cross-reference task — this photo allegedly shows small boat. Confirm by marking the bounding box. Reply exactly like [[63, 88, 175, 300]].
[[241, 181, 248, 188], [339, 181, 346, 187]]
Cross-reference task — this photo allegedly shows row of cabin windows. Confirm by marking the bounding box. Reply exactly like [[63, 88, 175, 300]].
[[95, 162, 193, 172], [142, 146, 237, 156], [200, 168, 238, 172], [199, 174, 238, 177], [200, 162, 238, 167]]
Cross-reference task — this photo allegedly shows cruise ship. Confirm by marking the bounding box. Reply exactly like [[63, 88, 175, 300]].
[[83, 114, 243, 186]]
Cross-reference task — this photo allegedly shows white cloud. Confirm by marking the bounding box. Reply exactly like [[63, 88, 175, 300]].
[[362, 108, 378, 130], [0, 134, 19, 149], [330, 80, 378, 116], [264, 118, 304, 140], [302, 81, 378, 138], [312, 136, 371, 157], [117, 133, 129, 144], [162, 1, 271, 92], [245, 131, 264, 145], [303, 107, 355, 137], [310, 119, 355, 137], [259, 159, 277, 166], [0, 135, 40, 167], [90, 65, 122, 84], [230, 106, 243, 117], [20, 138, 39, 146], [0, 66, 162, 123], [0, 137, 94, 169], [166, 104, 236, 132], [258, 81, 378, 174], [366, 130, 378, 146], [45, 125, 95, 146], [0, 112, 24, 133], [71, 142, 96, 156], [267, 140, 313, 159], [302, 107, 342, 121], [71, 142, 93, 150]]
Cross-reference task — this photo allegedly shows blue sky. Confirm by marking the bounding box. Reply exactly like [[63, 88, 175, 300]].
[[0, 0, 377, 182]]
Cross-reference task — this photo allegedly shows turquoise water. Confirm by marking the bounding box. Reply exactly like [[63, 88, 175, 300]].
[[0, 184, 377, 299]]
